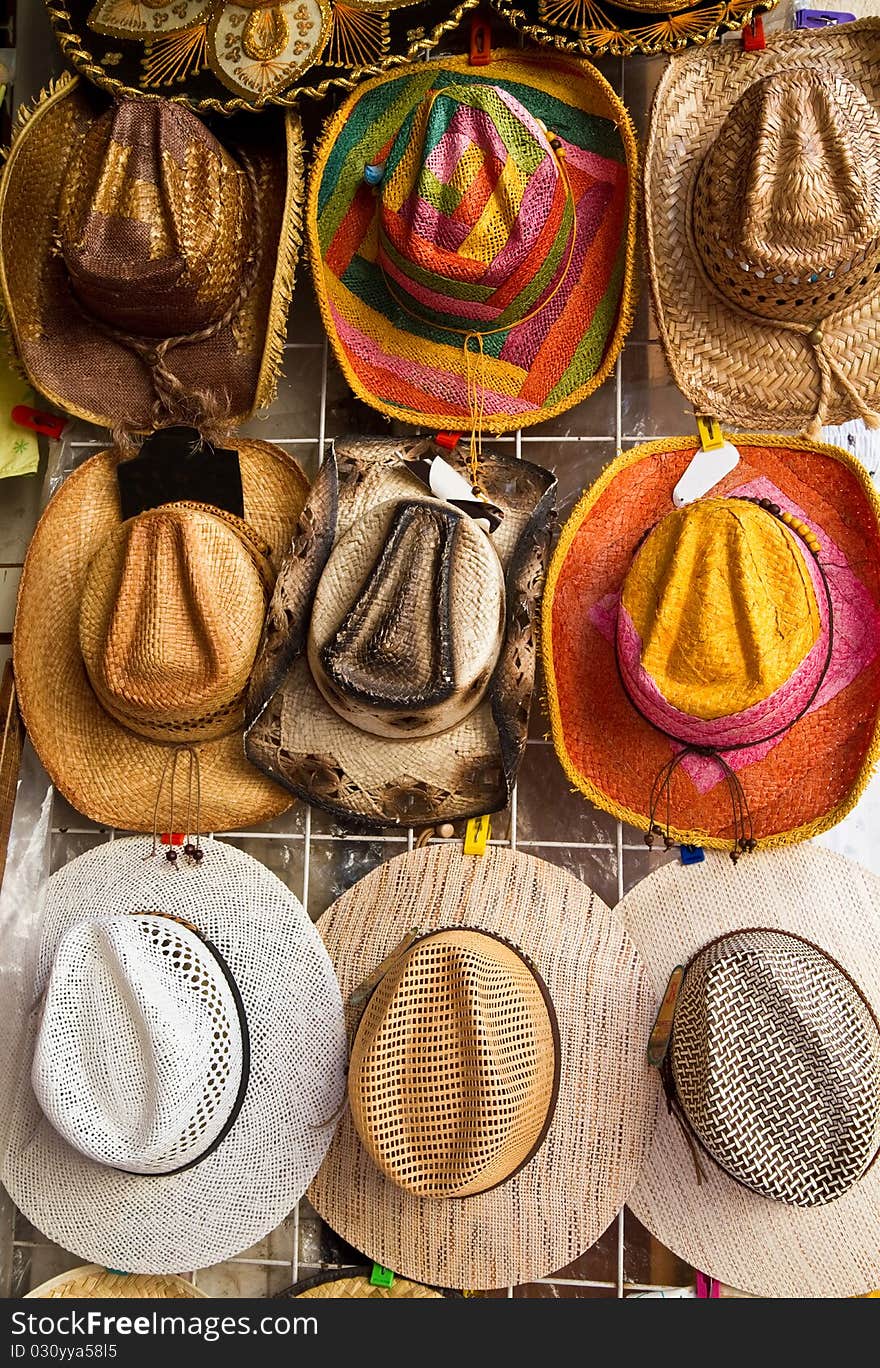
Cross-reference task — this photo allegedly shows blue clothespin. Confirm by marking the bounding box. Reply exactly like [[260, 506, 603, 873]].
[[795, 9, 856, 27], [680, 845, 705, 866]]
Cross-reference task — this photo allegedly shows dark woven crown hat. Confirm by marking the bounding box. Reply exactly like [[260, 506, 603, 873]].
[[245, 436, 556, 830], [0, 74, 303, 430]]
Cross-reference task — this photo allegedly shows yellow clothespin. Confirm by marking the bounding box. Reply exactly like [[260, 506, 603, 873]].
[[464, 815, 491, 855]]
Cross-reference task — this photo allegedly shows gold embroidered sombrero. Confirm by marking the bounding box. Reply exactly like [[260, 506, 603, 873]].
[[620, 846, 880, 1299], [489, 0, 777, 58], [645, 17, 880, 435], [0, 74, 302, 431], [542, 435, 880, 853], [45, 0, 479, 110]]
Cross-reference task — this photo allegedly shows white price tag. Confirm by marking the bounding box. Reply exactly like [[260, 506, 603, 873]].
[[673, 441, 741, 507]]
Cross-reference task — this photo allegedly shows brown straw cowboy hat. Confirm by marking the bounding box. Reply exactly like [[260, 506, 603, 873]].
[[645, 18, 880, 437], [246, 436, 556, 830], [308, 844, 658, 1290], [13, 439, 308, 832], [620, 847, 880, 1299], [0, 74, 303, 431]]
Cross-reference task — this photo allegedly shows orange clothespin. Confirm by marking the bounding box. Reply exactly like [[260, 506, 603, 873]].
[[469, 16, 492, 65]]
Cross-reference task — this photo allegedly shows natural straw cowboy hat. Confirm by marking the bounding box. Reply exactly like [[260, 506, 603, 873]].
[[489, 0, 778, 59], [619, 847, 880, 1299], [45, 0, 476, 110], [308, 844, 657, 1290], [645, 18, 880, 437], [277, 1267, 449, 1298], [246, 435, 555, 829], [14, 438, 308, 832], [3, 836, 346, 1274], [543, 434, 880, 854], [0, 73, 303, 431], [307, 49, 637, 434], [26, 1268, 207, 1298]]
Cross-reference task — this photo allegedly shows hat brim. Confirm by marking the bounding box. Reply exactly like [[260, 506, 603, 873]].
[[490, 0, 776, 56], [308, 844, 658, 1290], [4, 837, 346, 1274], [0, 74, 303, 430], [542, 434, 880, 850], [26, 1266, 207, 1298], [645, 18, 880, 431], [245, 438, 556, 829], [13, 441, 308, 832], [618, 847, 880, 1298], [277, 1267, 449, 1298], [308, 50, 637, 434]]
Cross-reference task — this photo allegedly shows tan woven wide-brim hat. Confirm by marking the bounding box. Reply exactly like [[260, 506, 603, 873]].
[[646, 18, 880, 435], [277, 1268, 446, 1299], [26, 1267, 206, 1298], [308, 844, 658, 1290], [619, 846, 880, 1299], [13, 440, 307, 832], [0, 74, 303, 430]]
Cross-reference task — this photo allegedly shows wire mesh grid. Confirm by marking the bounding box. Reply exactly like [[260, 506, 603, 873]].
[[5, 17, 773, 1300]]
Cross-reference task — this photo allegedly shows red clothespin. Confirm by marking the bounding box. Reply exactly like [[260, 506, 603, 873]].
[[742, 15, 766, 49], [469, 16, 492, 66], [435, 431, 461, 451], [11, 405, 67, 440], [160, 833, 185, 846]]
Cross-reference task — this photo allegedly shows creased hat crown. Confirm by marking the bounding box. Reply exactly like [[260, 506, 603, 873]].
[[671, 929, 880, 1206], [348, 929, 559, 1198], [79, 503, 273, 743], [32, 914, 246, 1175], [693, 69, 880, 322], [57, 99, 253, 337], [377, 82, 574, 335]]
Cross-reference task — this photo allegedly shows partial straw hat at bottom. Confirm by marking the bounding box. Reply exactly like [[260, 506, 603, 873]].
[[26, 1268, 206, 1298], [13, 438, 308, 832], [276, 1268, 448, 1299], [308, 844, 657, 1290], [645, 18, 880, 435], [619, 847, 880, 1299], [2, 837, 346, 1273], [542, 434, 880, 851]]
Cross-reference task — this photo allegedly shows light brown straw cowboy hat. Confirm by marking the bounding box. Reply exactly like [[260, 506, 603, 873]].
[[620, 846, 880, 1299], [0, 74, 303, 432], [645, 18, 880, 437], [13, 438, 307, 832], [308, 843, 658, 1290]]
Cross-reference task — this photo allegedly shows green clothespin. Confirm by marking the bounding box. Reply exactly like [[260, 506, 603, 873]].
[[370, 1263, 395, 1288]]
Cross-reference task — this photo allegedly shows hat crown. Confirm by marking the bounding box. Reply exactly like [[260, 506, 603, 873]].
[[619, 499, 821, 726], [79, 504, 271, 743], [377, 82, 574, 335], [57, 99, 252, 338], [671, 929, 880, 1206], [32, 914, 245, 1175], [694, 69, 880, 322], [308, 498, 505, 739], [348, 929, 559, 1199]]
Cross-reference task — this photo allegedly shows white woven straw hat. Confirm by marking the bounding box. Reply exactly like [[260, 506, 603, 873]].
[[308, 844, 658, 1290], [619, 846, 880, 1298], [3, 837, 346, 1273]]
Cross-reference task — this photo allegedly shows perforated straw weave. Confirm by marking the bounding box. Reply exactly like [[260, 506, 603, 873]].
[[2, 837, 347, 1274], [309, 844, 657, 1290], [349, 930, 558, 1199], [621, 847, 880, 1299]]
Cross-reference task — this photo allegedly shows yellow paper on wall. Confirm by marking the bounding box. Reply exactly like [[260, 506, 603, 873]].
[[0, 335, 39, 479]]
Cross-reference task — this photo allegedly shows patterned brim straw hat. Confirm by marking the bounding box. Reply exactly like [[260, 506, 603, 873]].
[[3, 837, 346, 1274], [308, 49, 636, 438], [276, 1267, 450, 1298], [13, 439, 307, 832], [0, 74, 302, 431], [489, 0, 777, 59], [620, 847, 880, 1299], [308, 844, 657, 1290], [26, 1268, 207, 1298], [646, 18, 880, 436], [45, 0, 478, 110], [246, 435, 555, 830], [543, 434, 880, 855]]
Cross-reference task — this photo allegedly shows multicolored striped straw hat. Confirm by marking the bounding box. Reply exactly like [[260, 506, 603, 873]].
[[308, 50, 637, 436], [543, 435, 880, 854]]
